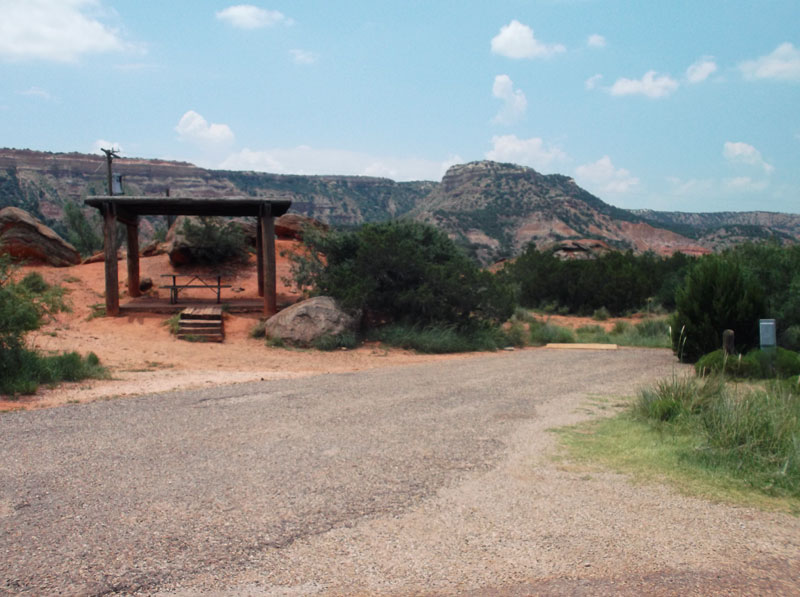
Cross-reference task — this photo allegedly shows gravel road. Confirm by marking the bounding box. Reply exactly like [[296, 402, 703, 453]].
[[1, 348, 798, 596]]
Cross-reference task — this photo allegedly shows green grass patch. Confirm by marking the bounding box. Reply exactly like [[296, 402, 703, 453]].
[[529, 320, 575, 346], [558, 411, 800, 515], [164, 313, 181, 335], [369, 323, 506, 353], [0, 349, 109, 396], [312, 332, 359, 351], [558, 375, 800, 515], [574, 318, 671, 348]]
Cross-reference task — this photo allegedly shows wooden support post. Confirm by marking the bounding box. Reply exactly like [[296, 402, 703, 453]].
[[723, 329, 735, 356], [256, 218, 264, 297], [103, 202, 119, 316], [126, 218, 140, 297], [260, 205, 276, 316]]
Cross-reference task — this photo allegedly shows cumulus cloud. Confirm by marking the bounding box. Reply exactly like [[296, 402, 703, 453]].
[[725, 176, 769, 192], [739, 42, 800, 81], [215, 5, 292, 29], [587, 34, 606, 48], [491, 75, 527, 125], [0, 0, 125, 62], [485, 135, 568, 173], [175, 111, 235, 147], [290, 49, 317, 65], [490, 20, 565, 59], [219, 146, 457, 181], [585, 74, 603, 90], [609, 70, 679, 98], [686, 56, 717, 83], [723, 141, 774, 174], [575, 156, 639, 194]]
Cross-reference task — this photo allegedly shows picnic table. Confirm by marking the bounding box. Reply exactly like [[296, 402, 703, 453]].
[[160, 273, 232, 304]]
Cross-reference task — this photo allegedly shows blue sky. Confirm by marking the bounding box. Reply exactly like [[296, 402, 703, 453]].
[[1, 1, 798, 213]]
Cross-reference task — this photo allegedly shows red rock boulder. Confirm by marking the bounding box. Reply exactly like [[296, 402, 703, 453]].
[[0, 207, 81, 266], [275, 213, 328, 241]]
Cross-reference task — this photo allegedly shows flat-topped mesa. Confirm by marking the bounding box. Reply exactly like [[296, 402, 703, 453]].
[[440, 161, 540, 193]]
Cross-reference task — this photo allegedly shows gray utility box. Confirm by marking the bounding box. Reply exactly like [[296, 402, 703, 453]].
[[759, 319, 777, 348]]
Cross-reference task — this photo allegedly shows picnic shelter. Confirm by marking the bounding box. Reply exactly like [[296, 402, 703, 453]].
[[84, 196, 292, 317]]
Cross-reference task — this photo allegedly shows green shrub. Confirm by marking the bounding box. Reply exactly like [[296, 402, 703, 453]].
[[181, 217, 248, 264], [64, 202, 102, 257], [611, 321, 630, 334], [503, 322, 528, 348], [529, 320, 575, 346], [780, 325, 800, 352], [290, 221, 515, 329], [249, 319, 267, 338], [634, 318, 670, 338], [592, 307, 610, 321], [672, 255, 765, 362], [696, 348, 800, 379], [370, 323, 505, 353], [19, 272, 49, 293]]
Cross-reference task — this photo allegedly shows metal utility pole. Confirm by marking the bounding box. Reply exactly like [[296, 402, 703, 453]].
[[100, 148, 120, 195]]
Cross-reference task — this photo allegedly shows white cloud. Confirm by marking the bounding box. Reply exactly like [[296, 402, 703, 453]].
[[485, 135, 568, 172], [0, 0, 124, 62], [686, 56, 717, 83], [723, 141, 774, 174], [739, 42, 800, 82], [609, 70, 679, 98], [490, 20, 565, 59], [215, 5, 292, 29], [175, 111, 235, 147], [575, 156, 639, 194], [91, 139, 123, 154], [18, 86, 53, 100], [724, 176, 769, 192], [290, 49, 317, 65], [219, 147, 456, 181], [587, 34, 606, 48], [491, 75, 527, 125], [585, 73, 603, 90]]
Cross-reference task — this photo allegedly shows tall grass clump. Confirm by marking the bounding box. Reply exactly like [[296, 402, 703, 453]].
[[636, 376, 800, 496], [697, 384, 800, 493], [528, 320, 575, 346]]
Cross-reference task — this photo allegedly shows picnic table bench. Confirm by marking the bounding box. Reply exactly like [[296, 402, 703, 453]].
[[160, 273, 232, 304]]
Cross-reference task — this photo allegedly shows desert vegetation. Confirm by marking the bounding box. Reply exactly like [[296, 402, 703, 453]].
[[289, 220, 517, 352], [0, 255, 107, 395]]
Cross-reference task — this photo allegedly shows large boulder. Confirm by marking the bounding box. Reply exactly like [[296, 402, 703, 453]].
[[264, 296, 358, 346], [275, 213, 328, 241], [0, 207, 80, 266], [166, 215, 195, 265]]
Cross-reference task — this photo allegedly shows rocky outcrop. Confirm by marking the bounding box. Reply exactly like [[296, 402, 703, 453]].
[[166, 216, 196, 266], [0, 207, 80, 266], [275, 213, 328, 240], [264, 296, 358, 346]]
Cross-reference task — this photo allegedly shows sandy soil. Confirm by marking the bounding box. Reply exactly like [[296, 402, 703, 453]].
[[2, 244, 462, 411]]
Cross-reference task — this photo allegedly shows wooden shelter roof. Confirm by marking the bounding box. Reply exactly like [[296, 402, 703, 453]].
[[84, 196, 292, 218]]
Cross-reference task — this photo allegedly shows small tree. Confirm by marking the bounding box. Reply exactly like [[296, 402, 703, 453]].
[[64, 202, 102, 256], [290, 220, 514, 329], [181, 217, 248, 264], [671, 254, 765, 362]]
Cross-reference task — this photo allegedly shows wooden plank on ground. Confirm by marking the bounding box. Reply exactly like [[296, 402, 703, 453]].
[[545, 343, 618, 350]]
